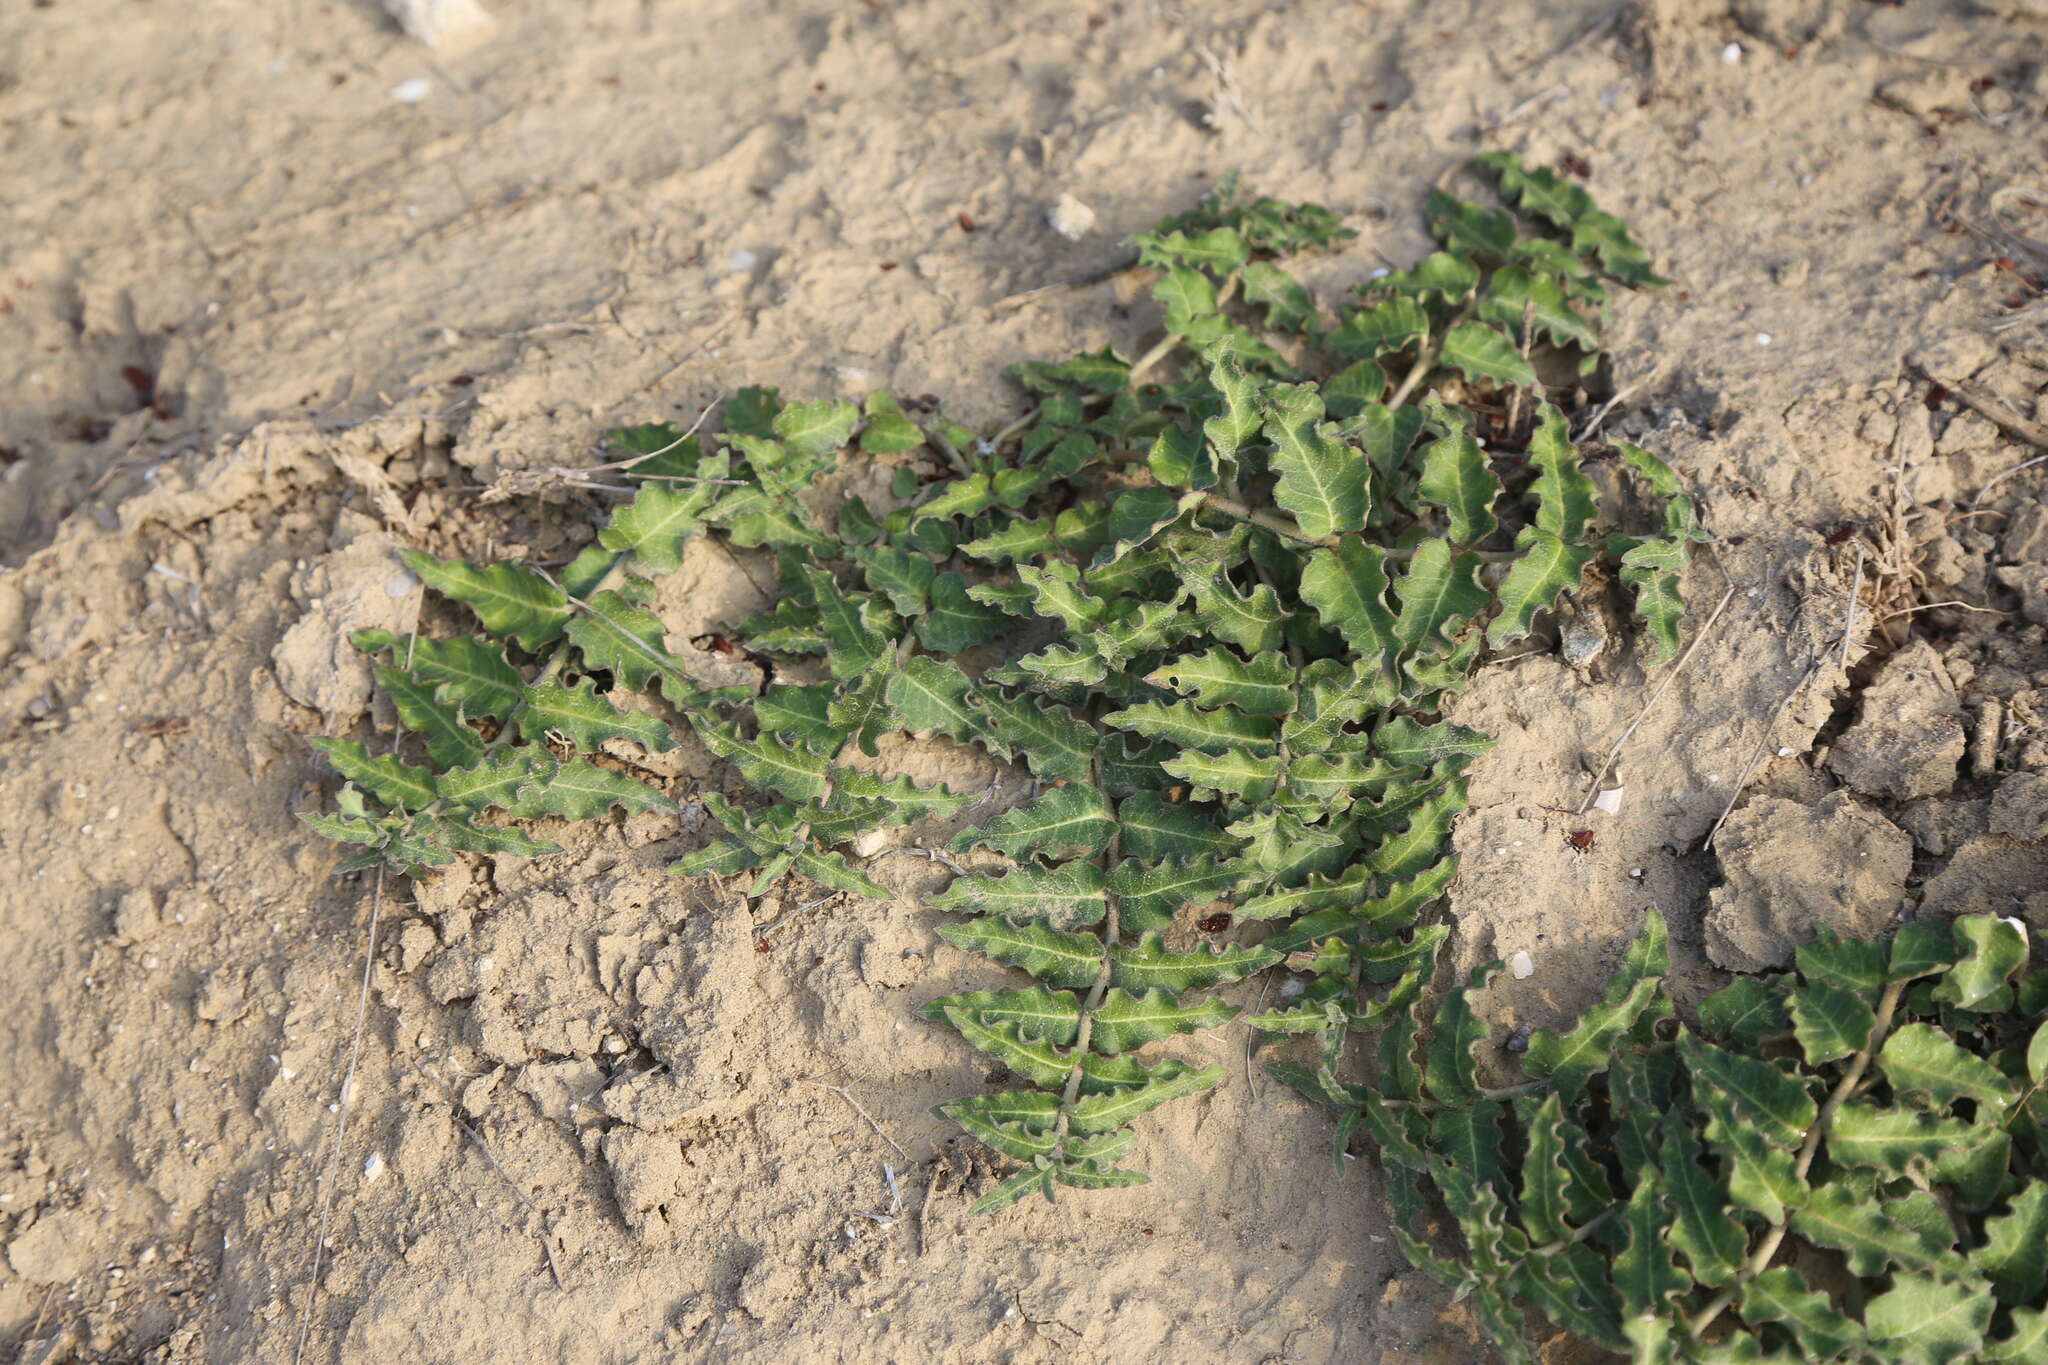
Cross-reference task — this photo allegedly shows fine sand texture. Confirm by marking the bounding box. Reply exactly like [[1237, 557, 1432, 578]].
[[4, 1, 2048, 1360]]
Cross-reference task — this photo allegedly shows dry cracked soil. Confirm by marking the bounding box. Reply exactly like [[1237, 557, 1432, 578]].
[[5, 0, 2048, 1361]]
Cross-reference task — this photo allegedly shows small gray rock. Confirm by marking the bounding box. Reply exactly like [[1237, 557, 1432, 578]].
[[1705, 793, 1912, 974], [1990, 773, 2048, 843], [1829, 640, 1966, 801], [111, 887, 160, 944], [2002, 499, 2048, 564], [1920, 835, 2048, 922], [1996, 564, 2048, 627], [1895, 797, 1989, 857], [6, 1210, 92, 1285], [601, 1128, 687, 1245]]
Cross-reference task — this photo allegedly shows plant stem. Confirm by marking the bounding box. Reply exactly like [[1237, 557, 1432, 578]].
[[987, 387, 1119, 455], [1380, 1075, 1552, 1114], [1479, 1077, 1551, 1102], [1529, 1206, 1619, 1257], [1057, 751, 1122, 1125], [1686, 977, 1908, 1339], [921, 421, 974, 476], [988, 405, 1042, 451], [1128, 269, 1242, 387], [1128, 333, 1182, 386], [1201, 493, 1332, 547], [1388, 302, 1474, 410], [1199, 494, 1519, 563]]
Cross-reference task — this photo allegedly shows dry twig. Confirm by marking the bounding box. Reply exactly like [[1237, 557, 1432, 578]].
[[290, 868, 388, 1365], [1703, 558, 1867, 849], [1576, 583, 1739, 815], [797, 1076, 909, 1160]]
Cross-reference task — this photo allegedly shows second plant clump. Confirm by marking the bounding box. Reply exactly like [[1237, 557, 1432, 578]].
[[1383, 909, 2048, 1363], [308, 155, 1695, 1215]]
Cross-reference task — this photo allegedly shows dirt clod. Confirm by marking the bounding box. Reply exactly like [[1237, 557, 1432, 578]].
[[1828, 640, 1966, 801], [1989, 772, 2048, 843], [6, 1211, 93, 1285], [1705, 793, 1913, 973]]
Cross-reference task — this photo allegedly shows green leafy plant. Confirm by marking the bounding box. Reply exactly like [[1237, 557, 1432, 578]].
[[306, 155, 1696, 1212], [1340, 909, 2048, 1364]]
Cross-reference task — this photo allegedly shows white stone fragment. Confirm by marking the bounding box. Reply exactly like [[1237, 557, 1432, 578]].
[[1722, 42, 1742, 64], [1508, 951, 1534, 980], [726, 249, 758, 273], [389, 77, 432, 104], [362, 1153, 386, 1184], [384, 0, 494, 48], [1592, 786, 1625, 816], [1047, 193, 1098, 241]]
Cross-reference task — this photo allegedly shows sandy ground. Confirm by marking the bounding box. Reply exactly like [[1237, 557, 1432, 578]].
[[4, 0, 2048, 1360]]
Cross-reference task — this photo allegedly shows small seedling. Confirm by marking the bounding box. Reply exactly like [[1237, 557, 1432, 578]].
[[307, 155, 1698, 1213]]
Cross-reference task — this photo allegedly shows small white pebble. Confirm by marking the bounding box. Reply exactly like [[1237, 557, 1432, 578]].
[[385, 573, 418, 598], [1722, 42, 1742, 64], [1509, 951, 1534, 980], [1047, 193, 1098, 241], [390, 77, 432, 103], [725, 249, 758, 273], [1707, 774, 1721, 785], [1369, 266, 1391, 279], [386, 0, 495, 48], [1592, 786, 1625, 816], [1494, 847, 1507, 856], [1776, 746, 1794, 758], [1754, 332, 1772, 346], [362, 1153, 386, 1184]]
